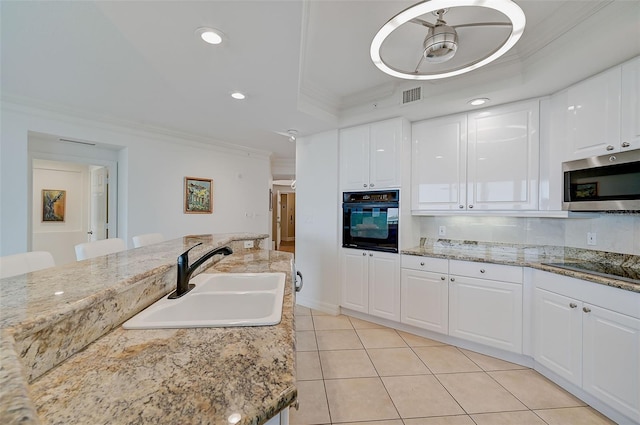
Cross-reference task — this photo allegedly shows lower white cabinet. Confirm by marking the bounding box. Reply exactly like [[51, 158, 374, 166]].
[[341, 248, 400, 321], [533, 270, 640, 423], [448, 261, 523, 354], [400, 256, 449, 333]]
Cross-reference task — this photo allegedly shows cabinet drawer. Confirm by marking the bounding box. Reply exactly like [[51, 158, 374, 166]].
[[401, 255, 448, 273], [449, 259, 522, 283]]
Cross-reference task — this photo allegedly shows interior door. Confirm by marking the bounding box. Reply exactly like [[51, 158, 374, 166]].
[[89, 166, 108, 241]]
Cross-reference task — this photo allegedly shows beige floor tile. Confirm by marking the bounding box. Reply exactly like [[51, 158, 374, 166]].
[[382, 375, 465, 418], [489, 369, 586, 409], [356, 328, 407, 349], [338, 420, 403, 425], [349, 316, 385, 329], [296, 330, 318, 351], [413, 346, 482, 374], [471, 410, 547, 425], [296, 315, 314, 331], [297, 351, 323, 381], [295, 305, 312, 316], [534, 407, 617, 425], [436, 372, 527, 414], [289, 380, 330, 425], [459, 349, 527, 371], [311, 309, 329, 316], [398, 331, 447, 347], [319, 350, 377, 379], [313, 315, 354, 330], [404, 416, 475, 425], [316, 330, 364, 350], [367, 348, 432, 376], [324, 377, 399, 423]]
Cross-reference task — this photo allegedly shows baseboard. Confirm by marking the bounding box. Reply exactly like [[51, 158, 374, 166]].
[[294, 297, 339, 315]]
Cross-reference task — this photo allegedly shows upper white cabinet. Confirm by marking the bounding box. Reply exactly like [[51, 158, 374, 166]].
[[340, 118, 408, 190], [412, 100, 539, 212], [565, 56, 640, 160]]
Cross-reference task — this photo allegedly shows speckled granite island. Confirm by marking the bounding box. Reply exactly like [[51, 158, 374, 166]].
[[0, 234, 297, 425]]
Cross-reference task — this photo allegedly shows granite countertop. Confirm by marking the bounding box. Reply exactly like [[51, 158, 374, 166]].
[[402, 239, 640, 293], [0, 233, 297, 425]]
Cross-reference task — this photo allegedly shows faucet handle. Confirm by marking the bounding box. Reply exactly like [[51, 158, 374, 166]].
[[178, 242, 203, 264]]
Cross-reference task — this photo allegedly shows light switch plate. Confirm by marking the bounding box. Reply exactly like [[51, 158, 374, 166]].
[[587, 232, 597, 246], [439, 226, 446, 236], [244, 240, 254, 249]]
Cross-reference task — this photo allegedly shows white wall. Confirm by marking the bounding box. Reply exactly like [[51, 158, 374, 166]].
[[295, 130, 340, 313], [0, 101, 271, 256]]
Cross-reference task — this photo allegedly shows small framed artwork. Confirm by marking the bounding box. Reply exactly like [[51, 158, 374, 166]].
[[573, 182, 598, 199], [42, 189, 66, 222], [184, 177, 213, 214]]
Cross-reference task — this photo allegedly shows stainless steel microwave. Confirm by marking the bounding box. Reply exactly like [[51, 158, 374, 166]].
[[563, 150, 640, 211]]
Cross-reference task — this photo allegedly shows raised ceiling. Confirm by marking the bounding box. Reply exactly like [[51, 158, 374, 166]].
[[2, 1, 639, 162]]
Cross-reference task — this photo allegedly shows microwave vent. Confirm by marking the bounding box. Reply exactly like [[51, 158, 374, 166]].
[[402, 87, 422, 104]]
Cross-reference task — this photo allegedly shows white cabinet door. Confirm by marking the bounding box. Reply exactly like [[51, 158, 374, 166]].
[[621, 56, 640, 152], [401, 268, 448, 333], [533, 288, 583, 386], [340, 126, 370, 190], [582, 304, 640, 422], [449, 275, 523, 353], [467, 100, 539, 210], [369, 119, 402, 189], [566, 67, 622, 160], [368, 251, 400, 321], [340, 249, 369, 313], [411, 114, 467, 211]]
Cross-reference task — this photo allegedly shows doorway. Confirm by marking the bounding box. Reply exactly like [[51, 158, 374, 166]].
[[271, 181, 295, 254]]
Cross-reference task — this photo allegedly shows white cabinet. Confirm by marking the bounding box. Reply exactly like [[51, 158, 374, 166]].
[[565, 56, 640, 160], [340, 118, 407, 190], [412, 100, 539, 212], [621, 56, 640, 152], [340, 248, 400, 321], [448, 260, 523, 353], [532, 270, 640, 423], [400, 256, 449, 333]]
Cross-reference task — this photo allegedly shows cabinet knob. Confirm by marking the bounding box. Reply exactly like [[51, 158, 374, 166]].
[[609, 155, 617, 162], [468, 205, 474, 209], [583, 306, 591, 313], [450, 277, 455, 282], [369, 253, 373, 257], [569, 302, 577, 308], [441, 276, 446, 281], [606, 145, 615, 151], [459, 205, 464, 209], [622, 141, 631, 148], [480, 269, 485, 273], [363, 184, 368, 188], [362, 252, 367, 256], [420, 262, 425, 266], [370, 183, 375, 187]]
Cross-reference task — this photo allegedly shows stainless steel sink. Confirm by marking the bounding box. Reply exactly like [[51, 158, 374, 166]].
[[122, 273, 285, 329]]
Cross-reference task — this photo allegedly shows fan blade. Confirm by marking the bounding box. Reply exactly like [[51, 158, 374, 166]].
[[452, 22, 511, 29], [410, 18, 435, 28]]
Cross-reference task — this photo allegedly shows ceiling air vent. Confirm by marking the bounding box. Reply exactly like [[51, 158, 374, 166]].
[[402, 87, 422, 105]]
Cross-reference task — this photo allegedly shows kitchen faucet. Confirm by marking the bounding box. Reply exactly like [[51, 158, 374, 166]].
[[169, 243, 233, 299]]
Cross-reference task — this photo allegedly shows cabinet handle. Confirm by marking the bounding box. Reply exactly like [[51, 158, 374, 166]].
[[583, 306, 591, 313], [440, 276, 446, 281], [459, 205, 464, 209], [450, 277, 455, 282], [606, 145, 615, 151], [420, 261, 425, 266], [370, 183, 375, 187], [480, 269, 485, 273], [369, 253, 373, 257], [609, 155, 617, 162], [469, 205, 474, 209], [362, 252, 367, 256], [363, 184, 368, 188], [622, 141, 631, 148], [569, 303, 577, 308]]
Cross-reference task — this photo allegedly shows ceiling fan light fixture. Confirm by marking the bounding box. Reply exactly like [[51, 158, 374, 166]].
[[423, 24, 458, 63]]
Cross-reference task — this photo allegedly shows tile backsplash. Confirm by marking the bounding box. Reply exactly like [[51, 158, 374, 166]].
[[417, 214, 640, 255]]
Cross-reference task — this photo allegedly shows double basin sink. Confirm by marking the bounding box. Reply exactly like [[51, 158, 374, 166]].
[[123, 272, 286, 329]]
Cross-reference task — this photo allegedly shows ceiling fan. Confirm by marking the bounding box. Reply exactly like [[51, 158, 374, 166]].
[[370, 0, 526, 80], [274, 129, 298, 143]]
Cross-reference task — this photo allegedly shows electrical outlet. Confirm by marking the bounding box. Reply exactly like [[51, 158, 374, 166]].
[[244, 240, 254, 249], [587, 232, 597, 246], [438, 226, 446, 236]]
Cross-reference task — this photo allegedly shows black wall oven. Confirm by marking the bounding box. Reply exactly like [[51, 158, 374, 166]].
[[342, 190, 399, 253]]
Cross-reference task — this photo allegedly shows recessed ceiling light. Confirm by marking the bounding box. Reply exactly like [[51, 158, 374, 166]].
[[196, 27, 224, 45], [231, 92, 246, 100], [468, 98, 489, 106]]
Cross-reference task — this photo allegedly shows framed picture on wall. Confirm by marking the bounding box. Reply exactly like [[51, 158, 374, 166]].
[[184, 177, 213, 214], [42, 189, 66, 222]]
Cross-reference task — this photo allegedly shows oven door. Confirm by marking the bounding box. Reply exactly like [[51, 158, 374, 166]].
[[342, 202, 399, 253]]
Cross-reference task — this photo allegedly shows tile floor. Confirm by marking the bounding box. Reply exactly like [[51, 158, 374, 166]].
[[291, 305, 616, 425]]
